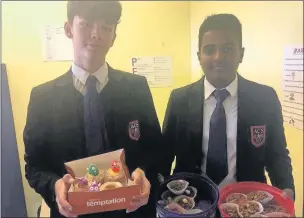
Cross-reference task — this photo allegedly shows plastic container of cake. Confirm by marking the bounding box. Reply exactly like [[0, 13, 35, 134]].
[[156, 172, 219, 218], [218, 181, 294, 217]]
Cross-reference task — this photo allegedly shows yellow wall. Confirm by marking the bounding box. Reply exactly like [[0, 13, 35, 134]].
[[2, 1, 190, 216], [190, 1, 303, 216]]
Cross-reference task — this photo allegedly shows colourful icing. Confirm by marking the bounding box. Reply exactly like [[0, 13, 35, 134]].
[[75, 177, 88, 188], [89, 181, 100, 192], [87, 164, 99, 176], [111, 161, 120, 173], [108, 169, 119, 177]]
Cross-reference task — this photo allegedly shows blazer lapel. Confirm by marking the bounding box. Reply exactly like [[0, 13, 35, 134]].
[[103, 64, 123, 117], [236, 75, 251, 180], [100, 65, 124, 151], [54, 70, 84, 134], [188, 77, 204, 170]]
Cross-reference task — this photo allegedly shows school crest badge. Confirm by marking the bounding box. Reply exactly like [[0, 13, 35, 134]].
[[250, 125, 266, 148], [129, 120, 140, 141]]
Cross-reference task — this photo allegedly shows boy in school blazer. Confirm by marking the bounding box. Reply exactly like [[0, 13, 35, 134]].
[[24, 1, 162, 217], [161, 14, 295, 200]]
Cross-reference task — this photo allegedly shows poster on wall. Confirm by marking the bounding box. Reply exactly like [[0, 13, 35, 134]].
[[131, 56, 172, 87], [282, 46, 303, 130], [41, 24, 73, 61]]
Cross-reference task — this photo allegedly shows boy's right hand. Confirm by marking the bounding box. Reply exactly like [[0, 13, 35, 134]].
[[55, 174, 78, 217]]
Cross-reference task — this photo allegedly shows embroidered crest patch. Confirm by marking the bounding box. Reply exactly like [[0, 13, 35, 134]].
[[129, 120, 140, 141], [250, 125, 266, 148]]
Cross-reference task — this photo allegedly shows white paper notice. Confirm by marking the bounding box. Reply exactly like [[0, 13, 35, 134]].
[[131, 56, 172, 87], [282, 46, 303, 130], [41, 25, 73, 62]]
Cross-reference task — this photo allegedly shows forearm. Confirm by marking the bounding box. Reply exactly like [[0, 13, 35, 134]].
[[267, 157, 294, 192], [126, 139, 162, 174], [161, 90, 176, 178], [157, 152, 174, 178], [266, 134, 295, 193], [25, 161, 61, 209], [267, 88, 295, 195], [140, 146, 174, 182]]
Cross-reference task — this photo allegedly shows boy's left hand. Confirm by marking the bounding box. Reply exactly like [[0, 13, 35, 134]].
[[126, 168, 151, 213], [282, 188, 295, 201]]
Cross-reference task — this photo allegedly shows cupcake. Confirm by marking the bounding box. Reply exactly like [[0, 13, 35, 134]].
[[226, 193, 248, 204], [157, 199, 170, 207], [184, 186, 197, 198], [104, 161, 126, 185], [247, 191, 273, 204], [88, 181, 101, 192], [100, 182, 123, 191], [74, 177, 89, 192], [238, 201, 263, 217], [161, 190, 176, 202], [85, 164, 104, 184], [173, 195, 195, 210], [263, 204, 286, 214], [165, 203, 186, 214], [220, 203, 242, 218], [167, 180, 189, 195]]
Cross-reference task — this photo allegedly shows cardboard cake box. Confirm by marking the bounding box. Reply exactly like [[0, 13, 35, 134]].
[[64, 149, 141, 215]]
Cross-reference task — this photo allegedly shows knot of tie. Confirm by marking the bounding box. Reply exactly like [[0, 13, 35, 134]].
[[86, 75, 98, 95], [213, 89, 230, 104], [86, 75, 98, 86]]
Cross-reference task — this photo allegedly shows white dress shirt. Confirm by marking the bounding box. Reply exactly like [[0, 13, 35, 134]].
[[71, 62, 109, 95], [201, 75, 238, 188]]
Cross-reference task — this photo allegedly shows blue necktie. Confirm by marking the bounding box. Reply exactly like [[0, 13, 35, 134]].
[[84, 75, 103, 156], [206, 89, 230, 185]]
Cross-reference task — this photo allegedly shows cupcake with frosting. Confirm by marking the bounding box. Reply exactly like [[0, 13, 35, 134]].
[[74, 177, 89, 192], [85, 164, 104, 184], [104, 161, 126, 185]]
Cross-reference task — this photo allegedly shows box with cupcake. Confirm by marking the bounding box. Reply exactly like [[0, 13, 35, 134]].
[[64, 149, 141, 215]]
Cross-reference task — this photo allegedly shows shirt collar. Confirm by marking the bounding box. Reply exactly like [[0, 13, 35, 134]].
[[204, 74, 238, 100], [71, 62, 108, 85]]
